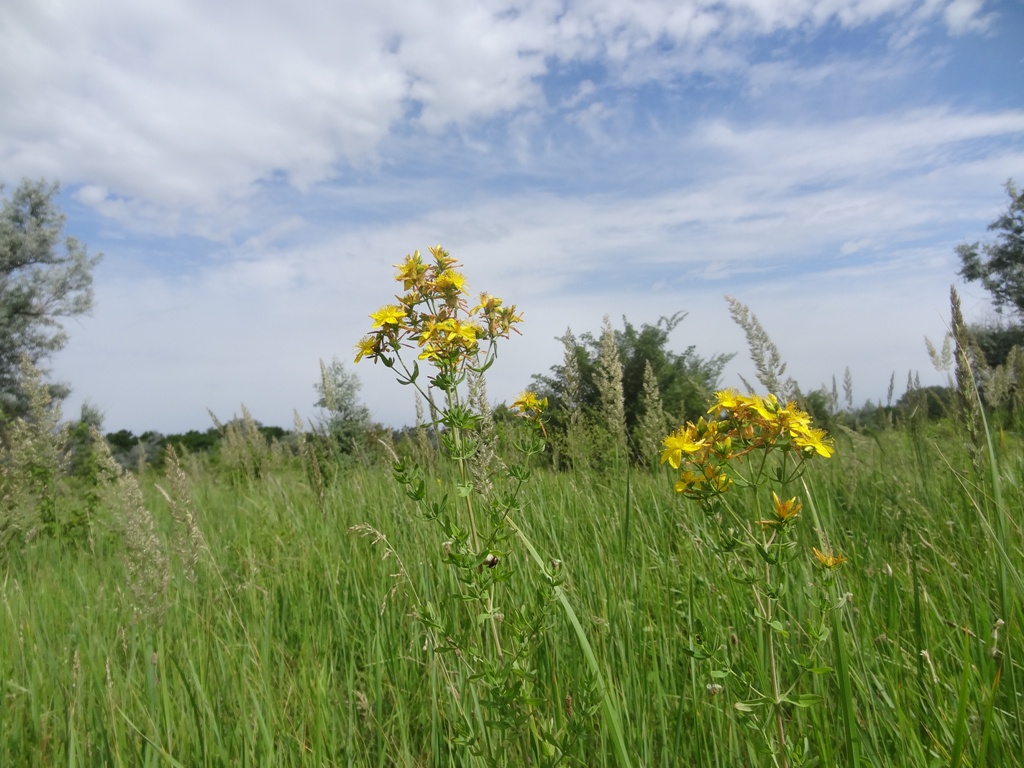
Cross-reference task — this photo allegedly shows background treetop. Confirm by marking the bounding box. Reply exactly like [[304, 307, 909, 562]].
[[957, 179, 1024, 318], [1, 179, 101, 421]]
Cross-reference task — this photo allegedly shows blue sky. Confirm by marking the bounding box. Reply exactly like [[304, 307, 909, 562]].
[[2, 0, 1022, 433]]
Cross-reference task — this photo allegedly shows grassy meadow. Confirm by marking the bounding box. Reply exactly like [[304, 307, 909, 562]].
[[1, 413, 1022, 766]]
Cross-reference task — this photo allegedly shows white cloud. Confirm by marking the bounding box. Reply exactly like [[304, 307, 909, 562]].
[[1, 0, 1000, 231], [943, 0, 994, 34], [5, 0, 1014, 432], [52, 98, 1022, 432]]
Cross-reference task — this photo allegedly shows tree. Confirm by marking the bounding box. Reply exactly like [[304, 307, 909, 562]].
[[957, 179, 1024, 318], [968, 315, 1024, 369], [532, 313, 733, 464], [313, 357, 371, 449], [1, 179, 101, 420]]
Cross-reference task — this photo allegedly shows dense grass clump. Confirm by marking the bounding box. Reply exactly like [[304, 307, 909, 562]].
[[1, 417, 1021, 766]]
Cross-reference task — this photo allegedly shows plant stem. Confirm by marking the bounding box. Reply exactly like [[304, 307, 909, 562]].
[[452, 420, 504, 662], [764, 569, 788, 768]]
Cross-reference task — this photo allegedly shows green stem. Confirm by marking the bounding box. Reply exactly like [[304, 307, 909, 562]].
[[751, 488, 788, 768], [450, 417, 503, 662], [764, 567, 788, 768]]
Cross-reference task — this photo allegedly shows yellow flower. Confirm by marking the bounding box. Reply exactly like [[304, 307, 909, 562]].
[[710, 473, 732, 493], [394, 251, 427, 290], [660, 426, 706, 469], [446, 319, 481, 347], [354, 336, 377, 363], [812, 546, 847, 570], [472, 293, 502, 314], [708, 388, 743, 413], [417, 318, 440, 345], [793, 427, 835, 458], [750, 393, 781, 421], [417, 344, 442, 362], [494, 305, 524, 335], [428, 244, 458, 272], [779, 403, 812, 430], [771, 491, 802, 522], [370, 304, 407, 329], [512, 390, 547, 413], [434, 269, 467, 294]]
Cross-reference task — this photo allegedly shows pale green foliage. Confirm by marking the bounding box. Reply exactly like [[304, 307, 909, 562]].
[[1004, 346, 1024, 414], [635, 359, 670, 467], [155, 444, 206, 584], [209, 405, 278, 481], [314, 356, 371, 449], [409, 392, 435, 467], [293, 409, 327, 515], [970, 337, 1019, 421], [0, 356, 68, 545], [595, 314, 628, 460], [726, 295, 800, 401], [926, 332, 954, 374], [0, 179, 101, 419], [92, 426, 171, 623], [555, 326, 589, 470], [467, 370, 502, 498], [927, 304, 1024, 421], [950, 287, 987, 466], [559, 327, 583, 416]]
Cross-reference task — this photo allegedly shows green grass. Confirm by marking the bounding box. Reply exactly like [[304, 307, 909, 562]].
[[2, 422, 1022, 766]]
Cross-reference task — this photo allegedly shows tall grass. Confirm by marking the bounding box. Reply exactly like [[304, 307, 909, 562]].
[[2, 416, 1021, 765], [0, 405, 1011, 765]]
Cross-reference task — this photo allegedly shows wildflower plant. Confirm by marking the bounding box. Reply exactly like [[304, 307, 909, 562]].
[[662, 388, 840, 767], [355, 246, 630, 766]]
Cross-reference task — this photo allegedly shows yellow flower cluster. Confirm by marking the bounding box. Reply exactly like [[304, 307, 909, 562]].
[[812, 546, 847, 570], [511, 390, 547, 416], [511, 389, 549, 437], [355, 246, 523, 370], [661, 389, 834, 500]]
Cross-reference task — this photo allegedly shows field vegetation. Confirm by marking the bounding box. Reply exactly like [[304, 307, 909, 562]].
[[2, 245, 1023, 767], [5, 183, 1024, 764]]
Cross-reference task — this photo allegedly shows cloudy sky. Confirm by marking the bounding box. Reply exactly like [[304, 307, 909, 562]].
[[2, 0, 1023, 434]]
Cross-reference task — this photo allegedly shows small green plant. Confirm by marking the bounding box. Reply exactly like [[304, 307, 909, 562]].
[[661, 389, 840, 767], [355, 246, 630, 765]]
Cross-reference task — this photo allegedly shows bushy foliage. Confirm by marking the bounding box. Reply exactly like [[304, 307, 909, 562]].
[[0, 358, 68, 546], [313, 356, 371, 450], [968, 316, 1024, 368], [0, 179, 100, 423], [958, 179, 1024, 317], [1, 362, 107, 549], [532, 312, 732, 466]]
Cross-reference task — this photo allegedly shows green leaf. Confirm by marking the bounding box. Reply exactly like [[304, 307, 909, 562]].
[[786, 694, 824, 708], [768, 619, 788, 636], [681, 646, 715, 660], [733, 700, 762, 712], [755, 543, 779, 565]]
